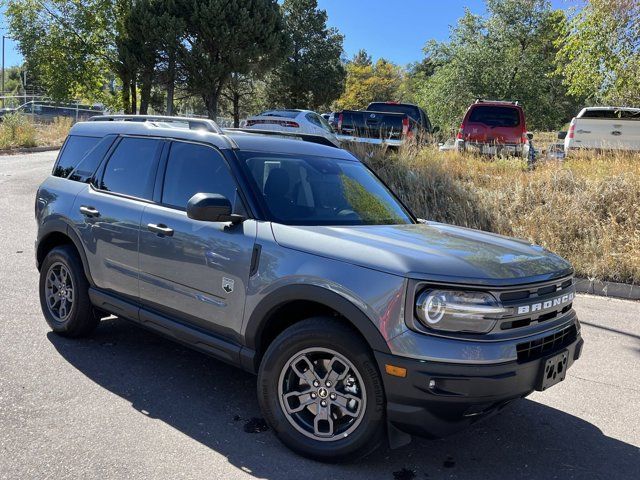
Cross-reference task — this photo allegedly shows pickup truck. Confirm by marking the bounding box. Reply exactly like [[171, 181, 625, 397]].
[[564, 107, 640, 153], [336, 102, 433, 146]]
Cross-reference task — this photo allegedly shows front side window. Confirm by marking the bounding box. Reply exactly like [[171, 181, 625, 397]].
[[162, 141, 239, 210], [241, 153, 413, 226], [100, 137, 161, 199]]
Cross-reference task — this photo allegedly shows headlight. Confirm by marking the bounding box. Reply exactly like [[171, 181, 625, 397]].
[[415, 289, 508, 333]]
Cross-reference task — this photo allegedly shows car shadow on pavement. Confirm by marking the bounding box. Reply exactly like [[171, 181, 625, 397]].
[[48, 317, 639, 480]]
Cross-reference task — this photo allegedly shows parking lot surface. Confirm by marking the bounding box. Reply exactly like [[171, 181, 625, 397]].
[[1, 151, 639, 479]]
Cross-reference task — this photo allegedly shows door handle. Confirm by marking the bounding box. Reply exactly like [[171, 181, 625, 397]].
[[79, 205, 100, 218], [147, 223, 174, 236]]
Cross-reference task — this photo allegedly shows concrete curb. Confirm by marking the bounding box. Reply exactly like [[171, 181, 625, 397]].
[[575, 278, 640, 301], [0, 145, 61, 156]]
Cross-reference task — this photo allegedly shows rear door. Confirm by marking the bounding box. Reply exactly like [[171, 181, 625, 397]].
[[464, 105, 523, 144], [73, 136, 164, 300], [138, 140, 256, 338]]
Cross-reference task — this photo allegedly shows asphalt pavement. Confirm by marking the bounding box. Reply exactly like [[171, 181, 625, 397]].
[[1, 151, 638, 480]]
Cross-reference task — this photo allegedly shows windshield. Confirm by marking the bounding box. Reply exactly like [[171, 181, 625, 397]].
[[241, 153, 413, 225]]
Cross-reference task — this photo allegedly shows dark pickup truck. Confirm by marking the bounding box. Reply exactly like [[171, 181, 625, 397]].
[[336, 102, 433, 146]]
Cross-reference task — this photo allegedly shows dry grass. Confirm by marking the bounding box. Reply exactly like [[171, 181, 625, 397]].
[[0, 114, 72, 150], [35, 117, 73, 147], [0, 113, 38, 149], [348, 142, 640, 284]]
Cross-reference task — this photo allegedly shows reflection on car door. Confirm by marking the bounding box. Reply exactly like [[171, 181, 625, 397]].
[[138, 141, 256, 340]]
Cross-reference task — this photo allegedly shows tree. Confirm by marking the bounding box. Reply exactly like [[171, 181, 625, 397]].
[[334, 55, 404, 110], [222, 73, 256, 127], [556, 0, 640, 106], [179, 0, 286, 120], [5, 0, 118, 106], [266, 0, 345, 110], [413, 0, 583, 132]]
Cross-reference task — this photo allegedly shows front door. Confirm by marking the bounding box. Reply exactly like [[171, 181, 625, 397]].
[[138, 141, 256, 339]]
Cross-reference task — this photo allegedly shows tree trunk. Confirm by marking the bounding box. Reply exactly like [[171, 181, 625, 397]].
[[233, 92, 240, 127], [122, 77, 131, 114], [166, 51, 175, 116], [130, 80, 137, 115], [203, 93, 218, 121], [139, 66, 153, 115]]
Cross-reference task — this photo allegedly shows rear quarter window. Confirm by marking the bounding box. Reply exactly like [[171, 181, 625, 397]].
[[53, 135, 101, 178], [468, 106, 521, 127]]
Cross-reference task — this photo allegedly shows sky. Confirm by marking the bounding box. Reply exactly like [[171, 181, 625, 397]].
[[0, 0, 576, 68]]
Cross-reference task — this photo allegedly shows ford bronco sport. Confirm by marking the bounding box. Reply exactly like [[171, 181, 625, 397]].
[[35, 115, 583, 462]]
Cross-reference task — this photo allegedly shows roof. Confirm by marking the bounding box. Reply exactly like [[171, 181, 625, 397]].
[[224, 130, 356, 160], [69, 115, 357, 160]]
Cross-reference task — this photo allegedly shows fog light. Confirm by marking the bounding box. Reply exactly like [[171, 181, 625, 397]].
[[428, 379, 436, 390]]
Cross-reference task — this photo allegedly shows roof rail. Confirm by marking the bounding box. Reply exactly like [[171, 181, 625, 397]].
[[475, 98, 520, 106], [88, 115, 221, 133], [223, 128, 340, 148]]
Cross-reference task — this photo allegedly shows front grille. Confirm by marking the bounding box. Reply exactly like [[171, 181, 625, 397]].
[[516, 324, 577, 362], [499, 278, 573, 302], [497, 277, 575, 331]]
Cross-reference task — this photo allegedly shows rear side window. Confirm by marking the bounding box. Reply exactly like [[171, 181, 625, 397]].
[[468, 106, 520, 127], [53, 135, 101, 178], [99, 137, 161, 200], [68, 135, 117, 183], [161, 141, 238, 210]]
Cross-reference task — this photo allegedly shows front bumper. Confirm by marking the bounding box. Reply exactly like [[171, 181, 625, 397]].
[[375, 330, 584, 438]]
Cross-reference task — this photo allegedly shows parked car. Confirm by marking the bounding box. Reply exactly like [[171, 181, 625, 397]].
[[456, 100, 533, 160], [35, 115, 583, 461], [245, 109, 339, 146], [564, 106, 640, 153], [336, 102, 434, 146], [0, 100, 104, 123]]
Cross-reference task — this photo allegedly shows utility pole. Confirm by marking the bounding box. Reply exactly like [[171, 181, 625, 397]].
[[2, 36, 5, 107]]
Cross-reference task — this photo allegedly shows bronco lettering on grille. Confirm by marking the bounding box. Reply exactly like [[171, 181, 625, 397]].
[[517, 292, 574, 315]]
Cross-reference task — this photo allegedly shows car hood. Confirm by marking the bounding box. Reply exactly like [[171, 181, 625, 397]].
[[271, 222, 573, 286]]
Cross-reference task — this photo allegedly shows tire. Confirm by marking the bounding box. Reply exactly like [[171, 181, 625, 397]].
[[257, 317, 385, 462], [39, 245, 100, 337]]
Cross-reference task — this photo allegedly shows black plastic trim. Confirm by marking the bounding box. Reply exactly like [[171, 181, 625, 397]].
[[89, 288, 248, 370], [243, 284, 392, 366]]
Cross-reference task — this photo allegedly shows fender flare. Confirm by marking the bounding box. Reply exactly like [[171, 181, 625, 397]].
[[37, 218, 94, 286], [244, 284, 392, 357]]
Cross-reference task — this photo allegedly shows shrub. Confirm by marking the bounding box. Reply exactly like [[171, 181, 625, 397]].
[[0, 112, 37, 149]]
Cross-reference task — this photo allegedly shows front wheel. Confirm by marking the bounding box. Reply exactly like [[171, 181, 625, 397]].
[[257, 317, 385, 462]]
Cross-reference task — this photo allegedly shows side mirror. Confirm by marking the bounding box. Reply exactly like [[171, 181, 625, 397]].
[[526, 132, 534, 141], [557, 131, 567, 140], [186, 193, 243, 224]]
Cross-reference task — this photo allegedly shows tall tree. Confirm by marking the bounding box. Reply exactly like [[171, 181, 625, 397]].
[[556, 0, 640, 106], [179, 0, 286, 120], [334, 56, 404, 110], [5, 0, 118, 105], [414, 0, 582, 132], [266, 0, 345, 110]]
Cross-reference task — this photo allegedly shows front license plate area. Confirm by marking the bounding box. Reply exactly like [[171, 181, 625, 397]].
[[538, 350, 569, 391]]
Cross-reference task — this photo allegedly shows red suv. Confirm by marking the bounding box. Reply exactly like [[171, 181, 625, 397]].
[[456, 100, 533, 159]]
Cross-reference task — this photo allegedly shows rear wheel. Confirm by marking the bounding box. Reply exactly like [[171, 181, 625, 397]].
[[39, 245, 100, 337], [257, 317, 385, 462]]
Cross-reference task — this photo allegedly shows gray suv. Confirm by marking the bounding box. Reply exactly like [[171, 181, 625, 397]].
[[35, 115, 583, 461]]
